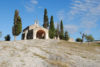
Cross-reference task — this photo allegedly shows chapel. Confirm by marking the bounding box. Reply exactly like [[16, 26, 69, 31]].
[[22, 20, 49, 40]]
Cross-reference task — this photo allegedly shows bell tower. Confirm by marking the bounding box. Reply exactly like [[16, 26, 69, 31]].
[[34, 16, 39, 25], [34, 18, 39, 27]]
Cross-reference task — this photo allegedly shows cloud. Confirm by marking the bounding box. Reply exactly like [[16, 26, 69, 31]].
[[31, 0, 38, 5], [57, 10, 65, 20], [80, 17, 97, 29], [67, 0, 100, 33], [38, 6, 43, 8], [25, 4, 35, 12], [25, 0, 38, 12], [64, 25, 78, 34]]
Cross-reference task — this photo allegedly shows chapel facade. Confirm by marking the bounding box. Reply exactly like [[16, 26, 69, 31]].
[[22, 20, 49, 40]]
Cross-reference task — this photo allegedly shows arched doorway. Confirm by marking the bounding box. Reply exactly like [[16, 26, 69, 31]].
[[36, 30, 45, 39]]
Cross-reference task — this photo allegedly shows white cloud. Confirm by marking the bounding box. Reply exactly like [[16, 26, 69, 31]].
[[64, 25, 78, 34], [38, 6, 43, 8], [74, 0, 81, 3], [31, 0, 38, 5], [70, 0, 100, 16], [25, 4, 34, 12], [56, 0, 100, 35], [57, 10, 65, 20], [25, 0, 38, 12], [80, 17, 97, 29], [67, 0, 100, 33]]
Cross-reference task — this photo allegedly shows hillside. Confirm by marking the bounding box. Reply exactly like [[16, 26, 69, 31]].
[[0, 40, 100, 67]]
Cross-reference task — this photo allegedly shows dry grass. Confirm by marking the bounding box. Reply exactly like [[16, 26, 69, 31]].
[[47, 60, 69, 67], [0, 61, 9, 67], [33, 53, 69, 67], [36, 46, 62, 58], [0, 40, 99, 67], [34, 53, 47, 60]]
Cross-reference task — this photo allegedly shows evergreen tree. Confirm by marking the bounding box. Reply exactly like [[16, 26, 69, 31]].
[[64, 31, 69, 41], [49, 16, 55, 39], [43, 8, 49, 28], [12, 10, 22, 41], [60, 20, 64, 39]]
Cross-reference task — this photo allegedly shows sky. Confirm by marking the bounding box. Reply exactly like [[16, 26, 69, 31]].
[[0, 0, 100, 41]]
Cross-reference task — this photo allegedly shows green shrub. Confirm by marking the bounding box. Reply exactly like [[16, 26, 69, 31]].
[[76, 38, 82, 42], [5, 35, 10, 41]]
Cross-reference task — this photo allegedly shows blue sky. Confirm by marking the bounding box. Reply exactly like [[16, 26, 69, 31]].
[[0, 0, 100, 40]]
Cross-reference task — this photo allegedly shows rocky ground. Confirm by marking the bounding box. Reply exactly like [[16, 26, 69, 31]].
[[0, 39, 100, 67]]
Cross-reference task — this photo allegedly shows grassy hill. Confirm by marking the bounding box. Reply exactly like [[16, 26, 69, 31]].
[[0, 40, 100, 67]]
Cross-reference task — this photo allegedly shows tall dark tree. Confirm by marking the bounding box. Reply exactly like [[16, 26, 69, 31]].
[[64, 31, 69, 41], [43, 8, 49, 29], [12, 10, 22, 41], [60, 20, 64, 39], [49, 16, 55, 39]]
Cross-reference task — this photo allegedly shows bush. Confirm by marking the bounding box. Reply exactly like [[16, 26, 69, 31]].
[[85, 35, 94, 42], [5, 35, 10, 41], [76, 38, 82, 42], [64, 31, 69, 41]]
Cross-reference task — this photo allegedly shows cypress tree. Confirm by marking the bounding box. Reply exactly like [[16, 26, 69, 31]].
[[60, 20, 64, 39], [43, 8, 49, 29], [12, 10, 22, 41], [49, 16, 55, 39], [64, 31, 69, 41]]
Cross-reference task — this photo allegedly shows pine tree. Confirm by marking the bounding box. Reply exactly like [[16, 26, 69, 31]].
[[12, 10, 22, 41], [60, 20, 64, 39], [49, 16, 55, 39], [43, 8, 49, 29], [64, 31, 69, 41]]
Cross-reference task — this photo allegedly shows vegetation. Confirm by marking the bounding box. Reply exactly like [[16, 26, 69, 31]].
[[76, 38, 83, 42], [43, 8, 49, 29], [64, 31, 69, 41], [49, 16, 55, 39], [5, 35, 10, 41], [60, 20, 64, 39], [0, 8, 96, 43], [85, 35, 94, 44], [12, 10, 22, 41], [80, 32, 86, 43]]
